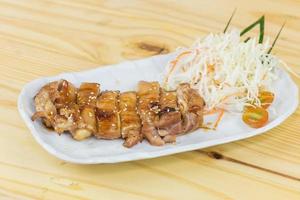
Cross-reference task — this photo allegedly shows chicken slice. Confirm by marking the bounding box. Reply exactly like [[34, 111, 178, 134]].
[[156, 90, 182, 143], [54, 103, 80, 134], [53, 80, 78, 134], [32, 81, 59, 124], [32, 80, 78, 134], [119, 92, 141, 148], [72, 106, 97, 140], [137, 81, 164, 146], [71, 83, 100, 140], [77, 82, 100, 107], [95, 91, 121, 139], [176, 83, 205, 133], [55, 80, 77, 109]]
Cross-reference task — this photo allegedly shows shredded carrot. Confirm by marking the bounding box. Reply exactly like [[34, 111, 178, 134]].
[[163, 51, 192, 87], [199, 125, 214, 131], [203, 108, 223, 115], [213, 109, 225, 128], [203, 108, 225, 129], [207, 64, 215, 73]]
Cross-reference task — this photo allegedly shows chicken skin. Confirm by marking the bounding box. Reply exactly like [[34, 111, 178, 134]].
[[95, 91, 121, 139], [176, 83, 205, 133], [32, 80, 78, 134], [119, 92, 142, 147], [71, 83, 100, 140], [156, 90, 182, 143], [137, 81, 164, 146]]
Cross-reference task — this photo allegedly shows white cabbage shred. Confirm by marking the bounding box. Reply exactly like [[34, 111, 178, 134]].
[[163, 29, 278, 113]]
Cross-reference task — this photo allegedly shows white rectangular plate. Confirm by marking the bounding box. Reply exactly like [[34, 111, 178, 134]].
[[18, 54, 299, 164]]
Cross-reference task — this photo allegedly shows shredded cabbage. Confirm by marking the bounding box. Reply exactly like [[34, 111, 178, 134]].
[[163, 29, 278, 113]]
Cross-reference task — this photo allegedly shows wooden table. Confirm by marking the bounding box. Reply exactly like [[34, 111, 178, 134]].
[[0, 0, 299, 199]]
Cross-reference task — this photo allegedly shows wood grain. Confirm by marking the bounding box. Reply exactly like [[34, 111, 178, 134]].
[[0, 0, 299, 199]]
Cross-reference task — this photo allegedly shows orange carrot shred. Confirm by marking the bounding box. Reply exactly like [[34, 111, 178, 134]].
[[213, 109, 225, 128], [204, 108, 222, 115], [163, 51, 192, 87]]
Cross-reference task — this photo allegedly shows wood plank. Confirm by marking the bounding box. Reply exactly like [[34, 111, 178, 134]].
[[0, 0, 299, 199]]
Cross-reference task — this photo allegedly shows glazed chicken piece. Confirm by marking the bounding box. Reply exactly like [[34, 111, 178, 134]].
[[137, 81, 164, 146], [54, 80, 77, 109], [71, 83, 100, 141], [95, 91, 121, 139], [32, 80, 78, 134], [77, 83, 100, 107], [53, 80, 78, 134], [176, 83, 205, 133], [156, 90, 182, 143], [55, 103, 80, 134], [32, 81, 59, 127], [119, 92, 142, 148]]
